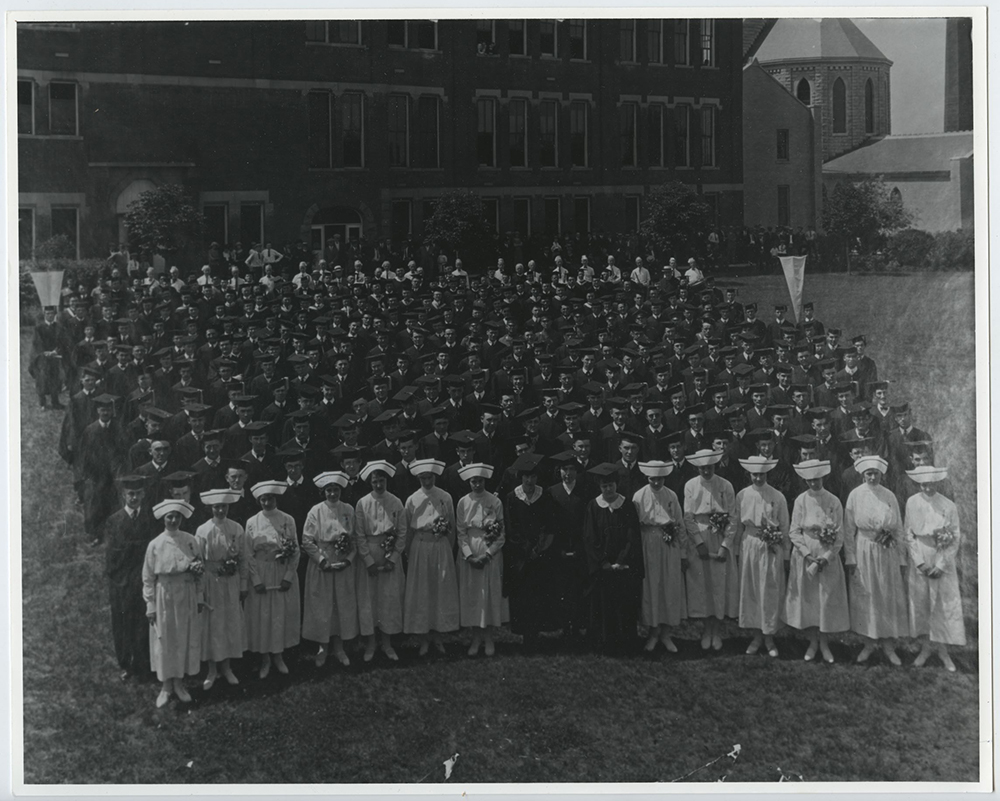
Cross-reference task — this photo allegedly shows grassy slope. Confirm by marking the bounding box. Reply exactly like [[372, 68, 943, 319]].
[[19, 273, 981, 784]]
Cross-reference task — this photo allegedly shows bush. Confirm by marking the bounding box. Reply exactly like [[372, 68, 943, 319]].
[[886, 228, 935, 269], [928, 229, 975, 271]]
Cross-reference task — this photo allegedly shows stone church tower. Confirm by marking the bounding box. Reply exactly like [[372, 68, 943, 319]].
[[754, 19, 891, 161]]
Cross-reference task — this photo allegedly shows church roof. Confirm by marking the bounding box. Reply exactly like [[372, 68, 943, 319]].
[[743, 19, 777, 61], [756, 18, 891, 64], [823, 131, 973, 174]]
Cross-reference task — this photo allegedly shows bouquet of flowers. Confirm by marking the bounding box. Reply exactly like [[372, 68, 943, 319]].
[[333, 531, 354, 556], [758, 522, 783, 553], [874, 528, 895, 549], [186, 556, 205, 578], [483, 519, 504, 548], [815, 524, 839, 548], [660, 521, 677, 545], [432, 516, 451, 538], [932, 525, 956, 550], [276, 536, 298, 563], [709, 512, 731, 534], [382, 527, 398, 559]]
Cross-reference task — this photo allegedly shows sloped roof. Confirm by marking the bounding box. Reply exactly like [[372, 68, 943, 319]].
[[756, 18, 891, 64], [743, 19, 777, 61], [823, 131, 973, 174]]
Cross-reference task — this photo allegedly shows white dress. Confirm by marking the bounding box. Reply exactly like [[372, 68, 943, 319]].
[[403, 486, 460, 634], [456, 491, 508, 628], [735, 483, 790, 635], [905, 491, 966, 645], [683, 474, 739, 619], [244, 509, 301, 653], [355, 492, 408, 635], [632, 484, 688, 627], [301, 500, 360, 643], [195, 518, 248, 661]]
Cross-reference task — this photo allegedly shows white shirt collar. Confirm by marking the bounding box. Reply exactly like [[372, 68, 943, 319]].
[[595, 494, 625, 510]]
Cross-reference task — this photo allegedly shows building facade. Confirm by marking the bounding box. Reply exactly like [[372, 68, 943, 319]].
[[17, 19, 745, 261]]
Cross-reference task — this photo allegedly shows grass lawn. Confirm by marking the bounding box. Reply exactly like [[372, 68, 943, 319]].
[[18, 272, 982, 785]]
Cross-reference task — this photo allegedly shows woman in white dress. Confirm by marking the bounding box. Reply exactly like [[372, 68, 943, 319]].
[[142, 499, 204, 708], [244, 481, 301, 678], [355, 460, 408, 662], [785, 460, 850, 663], [402, 459, 460, 656], [682, 449, 739, 651], [843, 455, 908, 665], [632, 461, 686, 653], [734, 456, 790, 658], [301, 471, 359, 667], [904, 466, 965, 672], [195, 489, 248, 690], [455, 463, 506, 657]]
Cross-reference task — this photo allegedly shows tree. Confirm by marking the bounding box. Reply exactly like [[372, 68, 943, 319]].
[[638, 181, 712, 260], [421, 191, 497, 272], [823, 176, 913, 260], [123, 184, 204, 265]]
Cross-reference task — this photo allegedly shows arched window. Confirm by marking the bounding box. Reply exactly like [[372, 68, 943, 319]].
[[864, 79, 875, 134], [890, 187, 902, 205], [832, 77, 847, 133], [796, 78, 811, 105]]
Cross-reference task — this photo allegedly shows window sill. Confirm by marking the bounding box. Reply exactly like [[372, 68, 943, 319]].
[[675, 64, 693, 69], [510, 165, 530, 171], [510, 53, 530, 59], [569, 58, 590, 64], [540, 53, 558, 60], [700, 64, 719, 70], [675, 165, 693, 171], [305, 42, 366, 49], [700, 165, 720, 171], [619, 60, 639, 66], [570, 165, 591, 171]]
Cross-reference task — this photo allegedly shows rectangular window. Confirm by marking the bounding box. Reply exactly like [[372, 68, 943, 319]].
[[203, 203, 228, 246], [476, 20, 495, 53], [305, 21, 326, 41], [18, 80, 33, 135], [414, 21, 437, 50], [240, 203, 264, 247], [619, 19, 636, 62], [540, 20, 557, 57], [777, 185, 791, 227], [387, 95, 409, 167], [50, 207, 78, 257], [387, 20, 406, 47], [570, 100, 588, 167], [306, 21, 361, 44], [569, 19, 587, 59], [647, 20, 663, 64], [482, 198, 499, 234], [509, 20, 526, 55], [539, 99, 558, 167], [543, 197, 561, 235], [416, 96, 440, 168], [674, 104, 690, 167], [341, 92, 364, 167], [620, 102, 637, 167], [700, 105, 716, 167], [511, 197, 530, 236], [18, 208, 34, 259], [49, 82, 77, 136], [508, 98, 527, 167], [477, 97, 496, 167], [573, 197, 590, 233], [776, 128, 790, 161], [307, 91, 332, 168], [391, 200, 412, 239], [700, 19, 715, 67], [674, 20, 689, 66], [648, 104, 664, 167], [625, 196, 640, 231]]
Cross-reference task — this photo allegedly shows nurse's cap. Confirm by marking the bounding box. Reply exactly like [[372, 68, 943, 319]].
[[313, 471, 349, 489], [408, 458, 446, 477], [738, 456, 778, 474], [638, 460, 675, 478], [792, 459, 831, 480], [458, 463, 495, 481], [905, 465, 948, 484], [152, 499, 194, 520], [360, 460, 397, 481], [685, 449, 724, 467], [199, 488, 241, 505], [250, 480, 288, 498], [854, 455, 888, 474]]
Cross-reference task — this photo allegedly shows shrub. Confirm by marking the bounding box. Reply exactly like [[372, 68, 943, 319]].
[[928, 229, 975, 271], [886, 228, 935, 269]]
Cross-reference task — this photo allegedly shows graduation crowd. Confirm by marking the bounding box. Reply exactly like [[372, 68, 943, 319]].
[[29, 250, 967, 708]]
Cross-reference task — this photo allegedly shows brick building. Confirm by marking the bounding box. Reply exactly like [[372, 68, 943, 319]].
[[17, 19, 746, 262], [754, 18, 891, 162]]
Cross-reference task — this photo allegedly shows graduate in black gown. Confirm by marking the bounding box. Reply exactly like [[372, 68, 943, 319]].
[[544, 451, 591, 635], [581, 463, 644, 654], [102, 475, 155, 679]]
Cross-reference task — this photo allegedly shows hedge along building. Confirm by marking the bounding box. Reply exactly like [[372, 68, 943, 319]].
[[17, 18, 753, 263]]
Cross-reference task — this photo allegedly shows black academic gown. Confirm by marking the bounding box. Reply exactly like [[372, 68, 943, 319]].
[[103, 506, 155, 675]]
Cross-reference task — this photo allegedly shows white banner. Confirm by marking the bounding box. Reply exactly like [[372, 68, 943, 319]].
[[31, 270, 65, 308], [778, 256, 806, 323]]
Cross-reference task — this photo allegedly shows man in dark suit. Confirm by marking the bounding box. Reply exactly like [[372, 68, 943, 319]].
[[191, 430, 228, 493]]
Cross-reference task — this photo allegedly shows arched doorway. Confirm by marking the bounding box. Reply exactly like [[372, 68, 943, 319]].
[[310, 206, 362, 261], [832, 78, 847, 133], [796, 78, 811, 105], [115, 178, 158, 247]]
